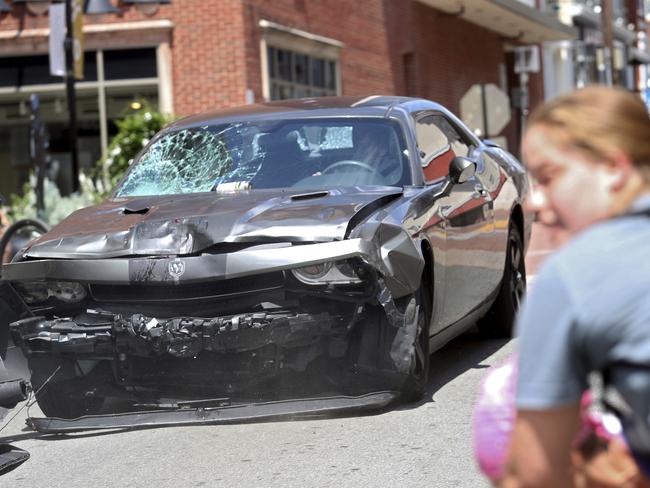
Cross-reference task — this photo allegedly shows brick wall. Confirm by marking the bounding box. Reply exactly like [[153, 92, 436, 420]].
[[241, 0, 395, 103], [169, 0, 247, 114], [0, 2, 161, 33], [383, 1, 545, 155], [392, 2, 505, 113]]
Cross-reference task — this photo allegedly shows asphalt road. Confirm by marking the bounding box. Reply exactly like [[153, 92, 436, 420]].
[[0, 330, 513, 488]]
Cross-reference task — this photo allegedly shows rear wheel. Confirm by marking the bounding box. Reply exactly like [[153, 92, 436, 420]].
[[477, 224, 526, 338]]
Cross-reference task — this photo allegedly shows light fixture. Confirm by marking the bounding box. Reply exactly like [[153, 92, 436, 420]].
[[18, 100, 28, 116], [28, 1, 50, 16], [14, 0, 51, 15], [85, 0, 118, 15], [123, 0, 170, 16], [0, 0, 12, 13], [130, 101, 142, 110]]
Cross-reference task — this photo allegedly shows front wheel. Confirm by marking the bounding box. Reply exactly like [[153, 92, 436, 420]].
[[401, 285, 431, 402], [29, 357, 104, 419], [477, 224, 526, 339]]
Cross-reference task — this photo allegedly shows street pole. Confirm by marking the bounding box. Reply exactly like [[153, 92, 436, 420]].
[[602, 0, 614, 86], [519, 71, 529, 144], [64, 0, 80, 193], [30, 94, 47, 219], [480, 84, 489, 139]]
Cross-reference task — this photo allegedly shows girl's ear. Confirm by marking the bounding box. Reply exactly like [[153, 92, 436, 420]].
[[607, 150, 635, 192]]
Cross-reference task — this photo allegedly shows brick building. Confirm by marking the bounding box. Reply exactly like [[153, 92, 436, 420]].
[[0, 0, 574, 197]]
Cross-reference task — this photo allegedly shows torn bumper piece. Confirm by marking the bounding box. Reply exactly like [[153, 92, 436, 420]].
[[11, 310, 343, 358], [0, 444, 29, 475], [27, 391, 398, 434]]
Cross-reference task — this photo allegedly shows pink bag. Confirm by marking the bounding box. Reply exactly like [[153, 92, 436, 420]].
[[472, 354, 518, 480]]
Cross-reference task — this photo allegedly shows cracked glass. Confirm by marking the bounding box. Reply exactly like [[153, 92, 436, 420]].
[[115, 118, 409, 197], [116, 127, 234, 197]]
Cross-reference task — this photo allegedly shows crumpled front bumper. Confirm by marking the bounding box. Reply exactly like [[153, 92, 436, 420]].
[[27, 391, 399, 434], [11, 309, 347, 359], [2, 225, 425, 430]]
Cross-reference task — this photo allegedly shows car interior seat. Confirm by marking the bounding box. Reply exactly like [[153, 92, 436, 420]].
[[252, 132, 306, 188], [352, 124, 405, 186]]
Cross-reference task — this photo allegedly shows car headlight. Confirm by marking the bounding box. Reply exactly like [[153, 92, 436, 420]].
[[13, 281, 87, 304], [291, 260, 362, 285], [13, 282, 48, 304]]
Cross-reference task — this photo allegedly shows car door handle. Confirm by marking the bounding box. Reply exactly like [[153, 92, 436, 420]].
[[473, 184, 488, 199], [439, 204, 453, 218]]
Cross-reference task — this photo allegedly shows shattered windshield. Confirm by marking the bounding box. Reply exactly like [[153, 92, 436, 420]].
[[115, 118, 409, 197]]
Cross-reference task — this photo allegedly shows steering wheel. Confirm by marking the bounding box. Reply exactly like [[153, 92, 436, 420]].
[[322, 159, 381, 177]]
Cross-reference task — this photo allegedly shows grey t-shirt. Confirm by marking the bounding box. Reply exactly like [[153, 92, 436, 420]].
[[516, 194, 650, 410]]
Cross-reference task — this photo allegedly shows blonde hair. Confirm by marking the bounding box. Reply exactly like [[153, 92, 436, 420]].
[[527, 85, 650, 180]]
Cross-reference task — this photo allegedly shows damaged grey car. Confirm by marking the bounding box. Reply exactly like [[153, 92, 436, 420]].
[[1, 96, 531, 432]]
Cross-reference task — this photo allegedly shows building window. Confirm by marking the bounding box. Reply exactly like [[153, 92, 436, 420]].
[[259, 20, 343, 102], [267, 47, 337, 100], [0, 47, 160, 196], [0, 48, 156, 88], [103, 48, 158, 81]]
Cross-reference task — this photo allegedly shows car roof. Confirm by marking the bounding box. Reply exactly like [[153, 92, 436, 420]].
[[165, 95, 446, 131]]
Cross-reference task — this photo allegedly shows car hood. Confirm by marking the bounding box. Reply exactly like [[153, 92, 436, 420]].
[[23, 187, 403, 259]]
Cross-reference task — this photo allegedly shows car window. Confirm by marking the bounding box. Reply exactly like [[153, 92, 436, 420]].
[[116, 128, 236, 196], [115, 118, 409, 197], [319, 126, 353, 150], [415, 114, 472, 183]]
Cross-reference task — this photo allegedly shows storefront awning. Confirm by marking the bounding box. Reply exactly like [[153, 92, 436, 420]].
[[417, 0, 577, 43]]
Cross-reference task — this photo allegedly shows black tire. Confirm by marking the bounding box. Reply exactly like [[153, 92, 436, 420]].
[[401, 285, 431, 402], [477, 224, 526, 338], [0, 218, 49, 267], [29, 357, 103, 419]]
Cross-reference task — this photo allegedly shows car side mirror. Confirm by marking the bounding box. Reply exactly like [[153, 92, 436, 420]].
[[449, 156, 476, 185], [433, 157, 477, 199]]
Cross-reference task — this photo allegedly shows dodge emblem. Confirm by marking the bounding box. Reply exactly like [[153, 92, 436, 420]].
[[168, 258, 185, 279]]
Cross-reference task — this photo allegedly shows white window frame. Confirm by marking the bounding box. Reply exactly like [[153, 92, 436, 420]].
[[259, 19, 344, 101], [0, 20, 173, 159]]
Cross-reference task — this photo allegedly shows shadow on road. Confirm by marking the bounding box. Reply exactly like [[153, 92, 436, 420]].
[[396, 327, 511, 410]]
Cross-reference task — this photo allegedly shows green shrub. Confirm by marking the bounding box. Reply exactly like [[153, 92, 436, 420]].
[[8, 173, 104, 226], [98, 102, 173, 190], [8, 102, 173, 227]]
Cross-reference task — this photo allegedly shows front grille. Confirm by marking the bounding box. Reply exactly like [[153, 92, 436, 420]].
[[89, 271, 285, 302]]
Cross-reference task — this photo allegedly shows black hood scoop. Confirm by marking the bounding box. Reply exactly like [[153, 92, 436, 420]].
[[123, 206, 151, 215], [289, 191, 330, 201]]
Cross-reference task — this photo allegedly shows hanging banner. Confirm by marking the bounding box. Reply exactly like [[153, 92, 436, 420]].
[[49, 3, 66, 77], [72, 0, 84, 80]]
